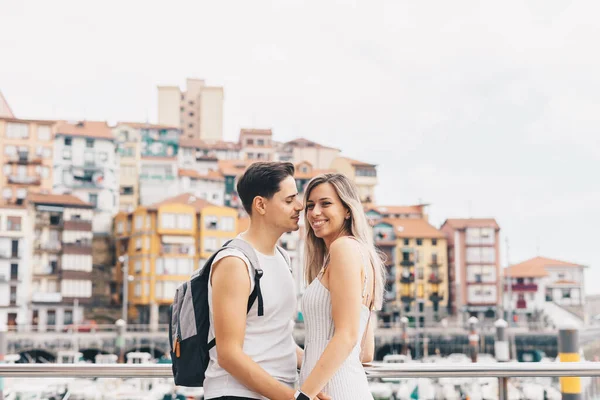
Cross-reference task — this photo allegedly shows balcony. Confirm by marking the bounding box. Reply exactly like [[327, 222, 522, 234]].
[[34, 240, 62, 252], [7, 174, 41, 185], [430, 292, 444, 303], [64, 220, 92, 231], [7, 153, 43, 165], [506, 283, 538, 292], [0, 251, 19, 260], [400, 270, 415, 284], [428, 273, 443, 284], [32, 292, 62, 303], [62, 242, 92, 255], [401, 294, 415, 303]]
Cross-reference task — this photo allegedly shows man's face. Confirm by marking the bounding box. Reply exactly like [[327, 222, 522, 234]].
[[263, 175, 303, 233]]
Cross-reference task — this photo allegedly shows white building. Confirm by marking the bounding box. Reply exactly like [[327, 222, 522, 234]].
[[239, 129, 276, 161], [178, 169, 225, 206], [53, 121, 119, 234], [504, 256, 587, 325], [278, 138, 341, 170], [0, 204, 31, 329]]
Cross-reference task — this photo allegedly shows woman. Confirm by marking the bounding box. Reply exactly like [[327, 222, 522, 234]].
[[296, 173, 386, 400]]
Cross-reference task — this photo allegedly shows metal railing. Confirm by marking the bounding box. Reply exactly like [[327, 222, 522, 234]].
[[0, 362, 597, 400], [0, 362, 597, 378]]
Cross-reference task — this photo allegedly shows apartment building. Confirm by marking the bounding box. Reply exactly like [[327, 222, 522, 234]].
[[0, 117, 55, 204], [157, 78, 224, 141], [28, 193, 94, 332], [0, 203, 31, 329], [278, 138, 341, 169], [138, 125, 181, 206], [114, 193, 237, 325], [53, 121, 119, 234], [373, 218, 448, 324], [113, 123, 143, 212], [330, 156, 378, 204], [440, 218, 501, 322], [239, 129, 276, 161]]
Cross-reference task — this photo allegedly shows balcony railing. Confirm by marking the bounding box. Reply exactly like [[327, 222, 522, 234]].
[[7, 154, 43, 165], [428, 273, 443, 284], [7, 174, 41, 185], [506, 283, 538, 291]]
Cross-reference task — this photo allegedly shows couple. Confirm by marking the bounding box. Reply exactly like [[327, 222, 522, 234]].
[[205, 162, 385, 400]]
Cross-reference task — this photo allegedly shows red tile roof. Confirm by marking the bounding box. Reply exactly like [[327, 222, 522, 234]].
[[117, 122, 180, 130], [442, 218, 500, 230], [285, 138, 340, 151], [368, 205, 426, 216], [239, 128, 272, 136], [28, 193, 93, 208], [148, 193, 221, 212], [218, 159, 254, 176], [178, 169, 224, 182], [337, 156, 376, 168], [55, 121, 114, 140], [179, 138, 240, 151], [506, 256, 586, 278], [377, 218, 445, 239]]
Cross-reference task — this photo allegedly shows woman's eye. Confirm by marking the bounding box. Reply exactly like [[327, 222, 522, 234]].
[[306, 204, 314, 210]]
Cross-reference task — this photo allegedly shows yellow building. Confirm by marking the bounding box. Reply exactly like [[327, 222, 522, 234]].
[[114, 193, 238, 324], [373, 218, 448, 325]]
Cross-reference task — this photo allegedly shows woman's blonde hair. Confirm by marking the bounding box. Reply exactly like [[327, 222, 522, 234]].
[[303, 173, 386, 310]]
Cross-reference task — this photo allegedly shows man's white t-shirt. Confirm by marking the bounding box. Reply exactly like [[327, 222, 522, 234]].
[[204, 238, 298, 400]]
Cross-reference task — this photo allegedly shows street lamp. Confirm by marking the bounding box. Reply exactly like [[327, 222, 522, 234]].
[[119, 255, 134, 324]]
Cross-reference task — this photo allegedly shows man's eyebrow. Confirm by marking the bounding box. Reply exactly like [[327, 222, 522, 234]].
[[286, 193, 299, 199]]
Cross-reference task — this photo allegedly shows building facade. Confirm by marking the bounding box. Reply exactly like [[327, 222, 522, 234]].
[[440, 218, 501, 322], [0, 117, 55, 204], [330, 156, 378, 204], [28, 193, 94, 332], [113, 123, 143, 212], [0, 203, 31, 329], [239, 129, 276, 161], [373, 218, 448, 325], [504, 256, 586, 319], [278, 138, 341, 170], [114, 193, 237, 325], [157, 78, 224, 141], [53, 121, 119, 234]]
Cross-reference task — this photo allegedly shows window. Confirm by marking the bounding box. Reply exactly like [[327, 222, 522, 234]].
[[85, 139, 94, 148], [177, 214, 192, 230], [4, 145, 16, 156], [62, 148, 72, 160], [134, 259, 142, 272], [146, 215, 151, 229], [204, 237, 217, 252], [2, 188, 12, 199], [220, 216, 235, 231], [41, 167, 49, 179], [135, 215, 143, 230], [145, 237, 150, 249], [188, 123, 193, 128], [417, 267, 424, 280], [64, 137, 72, 146], [205, 215, 218, 230], [7, 216, 22, 231], [466, 247, 496, 263], [135, 238, 142, 251], [6, 123, 29, 139], [404, 239, 410, 246], [562, 289, 571, 299], [189, 111, 194, 116], [98, 152, 108, 162], [64, 310, 73, 325], [88, 194, 98, 208], [10, 264, 18, 280], [246, 139, 254, 146], [134, 283, 142, 297], [161, 213, 176, 229], [43, 147, 52, 158], [37, 125, 51, 141], [3, 164, 11, 175], [117, 222, 124, 234], [47, 310, 56, 326], [257, 139, 264, 146], [120, 186, 134, 195], [16, 189, 26, 199], [432, 239, 437, 246], [416, 238, 423, 246]]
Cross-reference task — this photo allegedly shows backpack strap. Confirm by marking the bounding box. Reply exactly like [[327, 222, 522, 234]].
[[276, 245, 292, 273], [224, 238, 264, 317]]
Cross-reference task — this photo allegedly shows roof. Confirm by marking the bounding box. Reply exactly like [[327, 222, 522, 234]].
[[55, 121, 114, 140], [295, 168, 336, 180], [218, 159, 254, 176], [337, 156, 376, 168], [368, 205, 426, 216], [148, 193, 223, 212], [376, 218, 445, 239], [179, 138, 240, 151], [117, 122, 180, 130], [28, 193, 93, 208], [285, 137, 340, 151], [442, 218, 500, 230], [178, 169, 224, 182], [0, 91, 15, 118], [239, 128, 272, 137], [506, 256, 586, 278]]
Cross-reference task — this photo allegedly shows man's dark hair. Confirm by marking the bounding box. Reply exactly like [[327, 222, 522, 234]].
[[236, 162, 295, 215]]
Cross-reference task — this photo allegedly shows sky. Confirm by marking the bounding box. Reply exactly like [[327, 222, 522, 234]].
[[1, 1, 599, 292]]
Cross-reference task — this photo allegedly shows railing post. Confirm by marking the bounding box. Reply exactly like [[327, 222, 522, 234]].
[[559, 326, 581, 400], [495, 319, 509, 400], [115, 319, 126, 364], [400, 317, 409, 356], [468, 316, 479, 363]]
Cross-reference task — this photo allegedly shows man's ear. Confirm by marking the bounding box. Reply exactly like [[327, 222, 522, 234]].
[[253, 196, 267, 216]]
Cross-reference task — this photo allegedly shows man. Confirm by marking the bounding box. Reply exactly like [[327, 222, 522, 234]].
[[205, 162, 328, 400]]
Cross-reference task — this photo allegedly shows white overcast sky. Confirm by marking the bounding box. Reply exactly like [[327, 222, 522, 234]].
[[2, 1, 599, 293]]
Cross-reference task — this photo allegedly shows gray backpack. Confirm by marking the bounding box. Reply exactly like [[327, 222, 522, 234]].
[[168, 238, 290, 387]]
